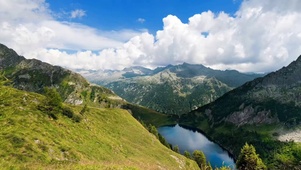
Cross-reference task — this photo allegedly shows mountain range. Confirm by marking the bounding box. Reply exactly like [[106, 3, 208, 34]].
[[2, 42, 301, 169], [81, 63, 263, 115]]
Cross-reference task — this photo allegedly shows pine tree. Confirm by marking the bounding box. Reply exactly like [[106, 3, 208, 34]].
[[236, 143, 267, 170], [193, 150, 206, 169]]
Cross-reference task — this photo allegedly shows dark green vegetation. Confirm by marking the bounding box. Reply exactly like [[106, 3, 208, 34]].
[[193, 150, 207, 169], [121, 103, 176, 127], [180, 55, 301, 169], [236, 143, 266, 170], [90, 63, 262, 115], [0, 44, 199, 169]]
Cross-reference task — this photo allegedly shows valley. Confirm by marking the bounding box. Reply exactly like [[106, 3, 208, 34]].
[[1, 42, 301, 169], [81, 53, 301, 169], [3, 0, 301, 169]]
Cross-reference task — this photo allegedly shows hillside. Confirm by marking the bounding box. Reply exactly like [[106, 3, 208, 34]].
[[0, 43, 174, 127], [0, 83, 198, 169], [0, 43, 118, 106], [180, 55, 301, 169], [85, 63, 262, 115]]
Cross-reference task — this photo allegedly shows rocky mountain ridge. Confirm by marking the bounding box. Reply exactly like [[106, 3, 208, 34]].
[[190, 55, 301, 127], [0, 44, 120, 107], [83, 62, 263, 115]]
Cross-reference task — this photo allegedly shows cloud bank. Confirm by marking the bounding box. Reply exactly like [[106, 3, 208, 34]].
[[0, 0, 140, 56], [1, 0, 301, 73]]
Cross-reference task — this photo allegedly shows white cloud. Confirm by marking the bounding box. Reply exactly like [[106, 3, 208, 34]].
[[137, 18, 146, 23], [63, 0, 299, 73], [1, 0, 301, 73], [0, 0, 141, 56], [70, 9, 86, 19]]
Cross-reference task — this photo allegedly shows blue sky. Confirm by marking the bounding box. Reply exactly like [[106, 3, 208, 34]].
[[47, 0, 242, 34], [1, 0, 301, 73]]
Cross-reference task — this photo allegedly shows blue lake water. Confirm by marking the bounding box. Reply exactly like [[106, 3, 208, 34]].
[[158, 124, 235, 169]]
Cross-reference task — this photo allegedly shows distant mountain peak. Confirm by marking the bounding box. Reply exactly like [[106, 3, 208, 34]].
[[88, 61, 263, 115]]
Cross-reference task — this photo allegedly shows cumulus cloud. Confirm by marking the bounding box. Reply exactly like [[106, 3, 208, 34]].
[[2, 0, 301, 73], [71, 0, 300, 73], [0, 0, 141, 56], [70, 9, 86, 19]]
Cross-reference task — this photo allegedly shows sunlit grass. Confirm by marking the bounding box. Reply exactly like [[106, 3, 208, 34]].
[[0, 85, 198, 169]]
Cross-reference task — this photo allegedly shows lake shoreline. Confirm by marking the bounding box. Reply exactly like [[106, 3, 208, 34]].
[[158, 124, 236, 169], [178, 124, 236, 161], [160, 123, 236, 162]]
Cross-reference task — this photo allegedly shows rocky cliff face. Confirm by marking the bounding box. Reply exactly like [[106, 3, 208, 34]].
[[0, 44, 119, 106]]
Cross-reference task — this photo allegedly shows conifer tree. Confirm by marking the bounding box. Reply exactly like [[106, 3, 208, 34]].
[[236, 143, 267, 170]]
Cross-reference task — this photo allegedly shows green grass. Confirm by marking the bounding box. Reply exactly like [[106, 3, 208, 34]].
[[0, 85, 198, 169]]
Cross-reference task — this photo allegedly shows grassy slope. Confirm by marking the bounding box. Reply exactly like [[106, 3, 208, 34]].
[[0, 85, 198, 169]]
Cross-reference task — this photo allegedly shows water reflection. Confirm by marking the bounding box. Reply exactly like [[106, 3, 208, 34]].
[[158, 124, 235, 169]]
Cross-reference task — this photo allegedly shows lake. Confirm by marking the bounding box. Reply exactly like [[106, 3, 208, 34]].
[[158, 124, 235, 169]]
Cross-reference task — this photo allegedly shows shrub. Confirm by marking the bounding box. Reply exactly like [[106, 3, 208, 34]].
[[62, 106, 74, 118]]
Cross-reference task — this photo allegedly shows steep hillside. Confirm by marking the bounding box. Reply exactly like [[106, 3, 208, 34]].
[[0, 43, 174, 127], [86, 63, 262, 115], [0, 44, 119, 106], [183, 55, 301, 127], [0, 83, 198, 169], [180, 55, 301, 169]]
